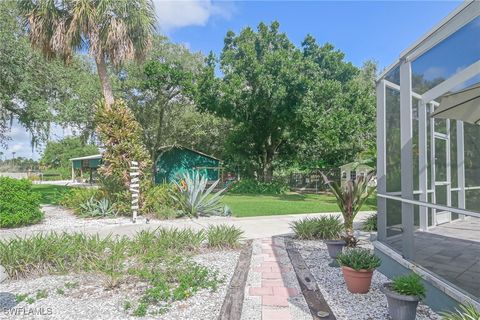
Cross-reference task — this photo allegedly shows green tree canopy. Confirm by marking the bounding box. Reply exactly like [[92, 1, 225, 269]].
[[117, 36, 231, 161], [18, 0, 156, 108], [0, 0, 100, 145], [198, 22, 376, 179], [40, 137, 99, 169], [198, 22, 306, 181]]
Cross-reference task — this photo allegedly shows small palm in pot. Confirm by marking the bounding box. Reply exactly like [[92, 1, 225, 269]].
[[322, 170, 376, 246]]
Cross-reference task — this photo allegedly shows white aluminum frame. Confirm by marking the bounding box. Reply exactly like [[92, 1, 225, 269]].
[[376, 1, 480, 264]]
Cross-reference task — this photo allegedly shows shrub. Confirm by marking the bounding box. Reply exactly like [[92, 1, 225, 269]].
[[362, 214, 377, 232], [336, 248, 381, 271], [59, 188, 101, 214], [0, 177, 43, 228], [228, 179, 289, 194], [391, 273, 426, 298], [171, 172, 228, 218], [440, 304, 480, 320], [95, 100, 151, 209], [207, 225, 244, 249], [143, 184, 179, 219], [290, 215, 344, 240]]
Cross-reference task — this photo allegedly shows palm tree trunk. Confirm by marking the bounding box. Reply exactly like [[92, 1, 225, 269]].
[[95, 56, 115, 108]]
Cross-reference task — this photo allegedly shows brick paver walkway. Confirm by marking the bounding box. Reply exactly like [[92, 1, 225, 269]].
[[246, 238, 300, 320]]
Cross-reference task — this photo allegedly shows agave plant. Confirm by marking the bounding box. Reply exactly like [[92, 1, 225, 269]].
[[171, 172, 229, 218], [80, 197, 116, 217], [322, 170, 376, 244]]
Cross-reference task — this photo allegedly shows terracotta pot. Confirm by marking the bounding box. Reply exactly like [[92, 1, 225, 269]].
[[341, 266, 374, 294]]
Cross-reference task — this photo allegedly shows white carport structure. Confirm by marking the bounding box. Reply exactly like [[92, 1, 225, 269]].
[[375, 0, 480, 312]]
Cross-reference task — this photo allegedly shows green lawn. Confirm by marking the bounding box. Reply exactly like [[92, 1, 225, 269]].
[[31, 184, 70, 205], [32, 184, 377, 217], [223, 193, 377, 217]]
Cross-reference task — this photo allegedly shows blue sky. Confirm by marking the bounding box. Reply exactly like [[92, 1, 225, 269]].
[[163, 1, 461, 70], [6, 0, 462, 160]]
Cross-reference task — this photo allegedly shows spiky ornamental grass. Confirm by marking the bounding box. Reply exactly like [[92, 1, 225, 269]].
[[440, 304, 480, 320], [362, 214, 377, 232], [290, 215, 344, 240], [0, 225, 243, 315], [207, 225, 244, 249], [392, 273, 426, 298]]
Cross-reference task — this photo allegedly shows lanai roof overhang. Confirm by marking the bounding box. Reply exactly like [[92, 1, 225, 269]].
[[375, 1, 480, 309]]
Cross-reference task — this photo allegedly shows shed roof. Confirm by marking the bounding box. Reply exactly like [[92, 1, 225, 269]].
[[70, 154, 102, 161], [157, 145, 221, 162]]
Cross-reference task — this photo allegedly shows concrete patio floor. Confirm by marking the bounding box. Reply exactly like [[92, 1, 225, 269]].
[[387, 218, 480, 299]]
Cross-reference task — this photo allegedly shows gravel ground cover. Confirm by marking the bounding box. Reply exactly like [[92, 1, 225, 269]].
[[294, 239, 440, 320], [0, 251, 239, 320]]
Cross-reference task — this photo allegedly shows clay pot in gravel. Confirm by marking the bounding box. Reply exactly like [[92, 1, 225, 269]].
[[381, 283, 420, 320], [324, 239, 346, 259], [341, 266, 374, 294]]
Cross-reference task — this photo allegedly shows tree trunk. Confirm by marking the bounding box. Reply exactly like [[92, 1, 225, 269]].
[[95, 56, 115, 108], [261, 135, 276, 182], [262, 162, 274, 182]]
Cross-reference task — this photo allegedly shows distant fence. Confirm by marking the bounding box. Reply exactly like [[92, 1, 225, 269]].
[[0, 172, 29, 179], [288, 168, 340, 193]]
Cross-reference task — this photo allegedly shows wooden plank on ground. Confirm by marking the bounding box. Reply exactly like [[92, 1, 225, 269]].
[[218, 240, 253, 320], [285, 237, 336, 320]]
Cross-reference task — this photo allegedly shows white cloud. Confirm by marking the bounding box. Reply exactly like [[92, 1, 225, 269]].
[[153, 0, 234, 32], [423, 66, 447, 80]]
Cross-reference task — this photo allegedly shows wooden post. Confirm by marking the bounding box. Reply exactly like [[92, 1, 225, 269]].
[[130, 161, 140, 223]]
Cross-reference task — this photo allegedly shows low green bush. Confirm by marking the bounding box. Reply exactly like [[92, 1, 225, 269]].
[[440, 304, 480, 320], [362, 214, 377, 232], [0, 177, 43, 228], [228, 179, 289, 194], [143, 184, 179, 219], [59, 188, 101, 215], [336, 248, 381, 271], [391, 273, 426, 298], [290, 215, 344, 240], [207, 225, 244, 249]]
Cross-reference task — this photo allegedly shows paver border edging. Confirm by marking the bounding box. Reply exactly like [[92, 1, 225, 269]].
[[218, 240, 253, 320], [284, 237, 336, 320]]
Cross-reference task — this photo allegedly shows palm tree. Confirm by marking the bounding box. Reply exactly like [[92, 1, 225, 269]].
[[18, 0, 156, 108]]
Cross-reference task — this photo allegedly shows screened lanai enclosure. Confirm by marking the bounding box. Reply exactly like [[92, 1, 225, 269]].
[[375, 1, 480, 311]]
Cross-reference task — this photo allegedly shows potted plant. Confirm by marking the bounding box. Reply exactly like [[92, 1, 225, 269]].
[[322, 170, 376, 246], [336, 248, 381, 293], [315, 215, 346, 264], [290, 215, 345, 263], [381, 273, 426, 320]]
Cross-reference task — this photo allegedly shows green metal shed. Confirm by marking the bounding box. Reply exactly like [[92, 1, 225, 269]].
[[70, 154, 102, 183], [154, 146, 222, 184]]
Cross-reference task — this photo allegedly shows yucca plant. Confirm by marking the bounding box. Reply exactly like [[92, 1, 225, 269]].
[[440, 304, 480, 320], [171, 172, 229, 218], [322, 170, 376, 244]]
